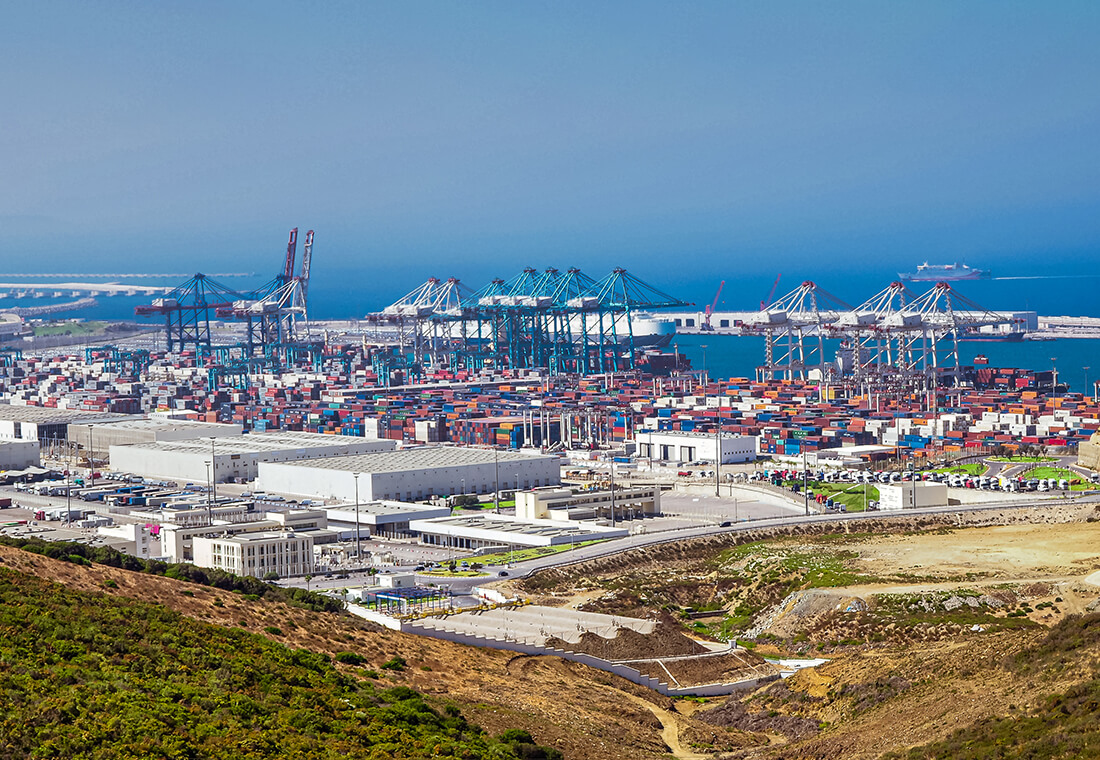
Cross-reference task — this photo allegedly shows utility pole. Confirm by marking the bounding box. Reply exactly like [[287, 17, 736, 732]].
[[802, 447, 809, 516], [609, 460, 616, 527], [209, 437, 217, 506], [353, 472, 361, 562], [493, 448, 500, 514], [87, 424, 95, 487]]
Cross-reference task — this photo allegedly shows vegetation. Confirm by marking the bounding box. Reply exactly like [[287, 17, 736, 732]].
[[0, 567, 560, 759], [0, 536, 342, 613], [987, 455, 1056, 463], [30, 320, 106, 337], [473, 539, 606, 566], [929, 463, 986, 476]]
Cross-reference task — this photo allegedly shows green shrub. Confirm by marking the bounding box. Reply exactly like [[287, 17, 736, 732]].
[[334, 652, 366, 666], [381, 656, 407, 671]]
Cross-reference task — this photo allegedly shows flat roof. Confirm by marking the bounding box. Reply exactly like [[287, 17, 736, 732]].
[[267, 446, 557, 474], [70, 419, 240, 433], [111, 431, 390, 456], [325, 501, 449, 518], [415, 514, 609, 539], [0, 405, 132, 425]]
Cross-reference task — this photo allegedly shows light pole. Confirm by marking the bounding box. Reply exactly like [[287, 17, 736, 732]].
[[802, 447, 809, 516], [700, 344, 708, 403], [609, 460, 616, 527], [87, 424, 95, 487], [494, 448, 500, 514], [1051, 357, 1058, 400], [205, 460, 212, 510], [353, 472, 361, 561], [209, 437, 217, 505]]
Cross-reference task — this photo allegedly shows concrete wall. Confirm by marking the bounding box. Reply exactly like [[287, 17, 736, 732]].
[[401, 620, 777, 697], [0, 440, 39, 469], [1078, 433, 1100, 472]]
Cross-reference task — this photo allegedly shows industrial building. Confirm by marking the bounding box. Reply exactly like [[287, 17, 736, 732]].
[[635, 430, 757, 464], [0, 404, 131, 443], [255, 446, 561, 503], [322, 502, 451, 539], [515, 485, 661, 521], [0, 439, 40, 470], [878, 482, 948, 510], [193, 531, 314, 578], [408, 513, 628, 551], [108, 431, 396, 484], [69, 418, 243, 449]]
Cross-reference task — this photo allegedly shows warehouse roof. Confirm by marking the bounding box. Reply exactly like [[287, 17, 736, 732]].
[[268, 446, 557, 474], [0, 404, 132, 425], [113, 431, 394, 456]]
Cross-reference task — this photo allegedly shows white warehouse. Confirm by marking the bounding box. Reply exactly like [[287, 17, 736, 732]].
[[878, 482, 948, 510], [109, 431, 396, 484], [255, 446, 562, 503], [634, 430, 757, 464]]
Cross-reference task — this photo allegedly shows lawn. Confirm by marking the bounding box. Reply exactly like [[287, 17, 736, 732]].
[[1022, 466, 1090, 490], [780, 480, 879, 511], [31, 320, 106, 337], [988, 455, 1056, 463], [473, 540, 607, 566], [929, 462, 986, 476]]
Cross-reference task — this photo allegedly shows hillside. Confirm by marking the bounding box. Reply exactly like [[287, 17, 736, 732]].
[[0, 566, 562, 760]]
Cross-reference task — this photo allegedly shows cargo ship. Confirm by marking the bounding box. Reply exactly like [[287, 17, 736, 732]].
[[898, 262, 990, 282]]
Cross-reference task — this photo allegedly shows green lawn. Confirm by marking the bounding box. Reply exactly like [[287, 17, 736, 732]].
[[929, 462, 986, 476], [473, 540, 607, 566], [779, 480, 879, 512], [1021, 466, 1089, 490], [31, 320, 106, 337], [988, 455, 1056, 463]]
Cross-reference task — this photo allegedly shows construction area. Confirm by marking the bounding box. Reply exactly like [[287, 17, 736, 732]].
[[402, 604, 779, 695]]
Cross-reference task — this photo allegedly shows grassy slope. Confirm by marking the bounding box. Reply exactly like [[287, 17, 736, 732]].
[[0, 567, 559, 760]]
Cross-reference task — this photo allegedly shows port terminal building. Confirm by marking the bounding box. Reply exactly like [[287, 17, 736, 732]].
[[255, 446, 561, 503]]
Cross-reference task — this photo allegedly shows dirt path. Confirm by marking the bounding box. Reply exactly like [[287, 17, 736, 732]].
[[615, 691, 710, 760]]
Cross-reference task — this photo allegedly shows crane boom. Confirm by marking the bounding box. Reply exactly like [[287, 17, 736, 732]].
[[282, 228, 298, 283], [703, 280, 725, 330], [761, 273, 782, 310], [298, 229, 314, 308]]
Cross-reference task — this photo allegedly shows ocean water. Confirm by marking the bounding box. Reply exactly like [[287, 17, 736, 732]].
[[2, 266, 1099, 392]]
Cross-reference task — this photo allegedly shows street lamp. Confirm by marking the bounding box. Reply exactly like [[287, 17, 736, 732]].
[[209, 437, 217, 505], [87, 424, 95, 487], [700, 344, 708, 403], [204, 460, 212, 510], [494, 447, 500, 514], [353, 472, 361, 561], [1051, 357, 1058, 400]]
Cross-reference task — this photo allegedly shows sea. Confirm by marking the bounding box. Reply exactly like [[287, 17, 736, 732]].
[[2, 263, 1099, 393]]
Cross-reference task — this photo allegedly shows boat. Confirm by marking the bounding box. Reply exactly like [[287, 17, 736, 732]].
[[898, 262, 990, 282], [974, 355, 989, 365]]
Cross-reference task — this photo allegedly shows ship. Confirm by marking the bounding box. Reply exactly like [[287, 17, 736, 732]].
[[898, 262, 991, 282]]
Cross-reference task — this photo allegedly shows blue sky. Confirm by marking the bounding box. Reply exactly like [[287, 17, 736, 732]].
[[3, 2, 1099, 307]]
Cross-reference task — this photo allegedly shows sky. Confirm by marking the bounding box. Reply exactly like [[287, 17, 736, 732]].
[[3, 2, 1100, 309]]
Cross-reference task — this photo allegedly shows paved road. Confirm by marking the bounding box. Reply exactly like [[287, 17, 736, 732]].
[[289, 492, 1100, 596]]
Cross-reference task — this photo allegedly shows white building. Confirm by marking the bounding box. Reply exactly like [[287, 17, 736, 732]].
[[0, 405, 131, 443], [69, 419, 243, 450], [409, 513, 628, 551], [323, 501, 451, 539], [635, 430, 756, 464], [514, 485, 661, 521], [0, 439, 40, 469], [193, 531, 314, 578], [159, 509, 332, 563], [878, 482, 948, 510], [255, 446, 561, 503], [109, 432, 396, 484]]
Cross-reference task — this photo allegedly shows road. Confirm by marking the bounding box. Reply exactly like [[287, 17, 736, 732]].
[[290, 492, 1100, 597]]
